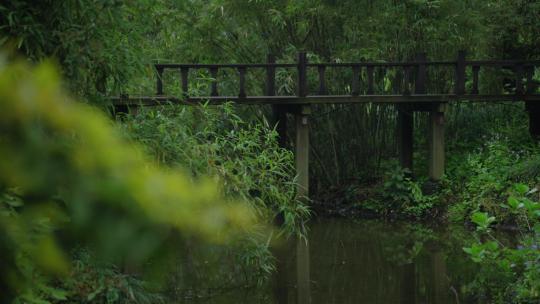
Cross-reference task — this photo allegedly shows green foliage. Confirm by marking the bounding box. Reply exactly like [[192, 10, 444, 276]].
[[0, 1, 151, 101], [375, 163, 437, 219], [3, 0, 539, 191], [463, 188, 540, 303], [48, 250, 164, 304], [0, 58, 255, 303], [463, 241, 499, 263], [503, 184, 540, 231], [118, 103, 310, 293], [2, 0, 540, 301], [129, 0, 539, 193], [447, 136, 539, 223], [444, 124, 540, 302], [470, 212, 496, 232], [119, 104, 309, 235]]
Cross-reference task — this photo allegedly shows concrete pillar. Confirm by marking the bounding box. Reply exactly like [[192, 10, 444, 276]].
[[428, 103, 446, 180], [526, 102, 540, 139], [295, 105, 310, 202]]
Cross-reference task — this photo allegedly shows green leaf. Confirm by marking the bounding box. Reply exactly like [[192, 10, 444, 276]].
[[514, 183, 529, 195], [471, 212, 495, 231], [507, 196, 520, 209], [533, 223, 540, 234], [484, 241, 499, 251], [49, 288, 68, 301], [463, 244, 485, 263]]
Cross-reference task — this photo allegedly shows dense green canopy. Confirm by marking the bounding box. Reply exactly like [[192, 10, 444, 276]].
[[0, 1, 539, 303]]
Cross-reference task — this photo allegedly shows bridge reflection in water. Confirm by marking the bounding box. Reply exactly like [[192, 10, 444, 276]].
[[272, 218, 477, 304]]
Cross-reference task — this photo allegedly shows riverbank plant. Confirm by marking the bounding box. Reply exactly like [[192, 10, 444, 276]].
[[377, 164, 438, 219], [463, 184, 539, 302], [0, 58, 281, 303], [118, 104, 308, 235], [444, 133, 540, 302], [447, 135, 540, 223], [118, 103, 310, 296]]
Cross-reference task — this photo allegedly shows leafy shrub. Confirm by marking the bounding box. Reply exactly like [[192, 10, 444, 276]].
[[447, 136, 539, 223], [55, 249, 164, 304], [0, 57, 255, 303], [463, 184, 540, 303], [377, 163, 437, 218], [118, 103, 310, 295], [119, 104, 309, 235]]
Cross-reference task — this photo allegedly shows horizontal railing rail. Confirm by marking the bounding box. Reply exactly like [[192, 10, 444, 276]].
[[115, 51, 540, 105]]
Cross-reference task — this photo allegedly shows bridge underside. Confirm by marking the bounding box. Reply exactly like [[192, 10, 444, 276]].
[[113, 95, 540, 202]]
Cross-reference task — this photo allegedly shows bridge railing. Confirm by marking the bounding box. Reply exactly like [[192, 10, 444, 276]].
[[132, 51, 540, 104], [111, 53, 540, 196]]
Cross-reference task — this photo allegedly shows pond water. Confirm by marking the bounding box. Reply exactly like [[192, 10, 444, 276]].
[[181, 218, 486, 304]]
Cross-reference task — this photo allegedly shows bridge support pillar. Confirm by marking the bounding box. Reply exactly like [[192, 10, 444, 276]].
[[526, 102, 540, 139], [295, 105, 311, 202], [112, 104, 139, 119], [397, 104, 414, 174], [428, 103, 446, 180]]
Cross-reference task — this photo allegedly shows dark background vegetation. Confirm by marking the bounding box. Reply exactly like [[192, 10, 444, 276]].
[[4, 0, 539, 189], [1, 0, 539, 303]]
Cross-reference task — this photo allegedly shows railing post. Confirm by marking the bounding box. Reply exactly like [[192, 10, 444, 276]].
[[156, 66, 163, 95], [297, 52, 308, 97], [210, 66, 218, 96], [268, 54, 288, 148], [526, 66, 535, 94], [515, 64, 524, 95], [454, 50, 466, 95], [415, 52, 427, 94], [180, 67, 189, 98], [238, 67, 246, 98], [471, 65, 480, 94], [352, 65, 360, 96], [266, 54, 276, 96], [318, 65, 327, 95], [403, 65, 412, 95], [367, 65, 374, 95]]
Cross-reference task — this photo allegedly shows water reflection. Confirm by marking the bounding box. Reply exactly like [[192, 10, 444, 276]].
[[182, 218, 481, 304], [273, 218, 473, 304], [295, 238, 311, 304]]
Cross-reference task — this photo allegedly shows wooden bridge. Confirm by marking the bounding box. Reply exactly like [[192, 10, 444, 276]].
[[113, 51, 540, 201]]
